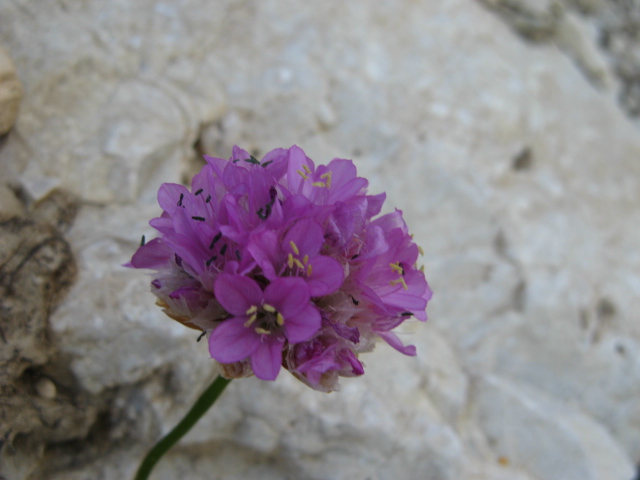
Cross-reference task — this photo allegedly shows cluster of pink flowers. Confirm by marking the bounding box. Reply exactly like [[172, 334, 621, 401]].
[[129, 146, 431, 392]]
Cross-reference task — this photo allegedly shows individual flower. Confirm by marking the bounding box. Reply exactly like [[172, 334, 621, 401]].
[[209, 274, 320, 380], [129, 145, 432, 391]]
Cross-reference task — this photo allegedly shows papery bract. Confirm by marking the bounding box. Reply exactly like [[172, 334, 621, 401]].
[[129, 145, 432, 391]]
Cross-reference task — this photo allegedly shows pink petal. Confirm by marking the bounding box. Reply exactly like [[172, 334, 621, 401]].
[[376, 330, 417, 356], [281, 195, 313, 219], [209, 318, 261, 363], [129, 238, 172, 269], [369, 209, 408, 235], [158, 183, 190, 214], [231, 145, 251, 161], [306, 256, 344, 296], [264, 277, 310, 318], [286, 145, 314, 194], [202, 155, 227, 178], [382, 291, 427, 313], [247, 230, 281, 279], [324, 159, 357, 189], [283, 303, 321, 343], [251, 337, 285, 380], [329, 177, 368, 203], [365, 192, 386, 218], [379, 271, 430, 315], [259, 148, 289, 178], [359, 225, 389, 260], [214, 274, 263, 315], [283, 218, 323, 256]]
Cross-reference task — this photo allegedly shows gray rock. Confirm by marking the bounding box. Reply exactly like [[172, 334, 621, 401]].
[[471, 374, 635, 480], [0, 191, 98, 480], [0, 47, 23, 135]]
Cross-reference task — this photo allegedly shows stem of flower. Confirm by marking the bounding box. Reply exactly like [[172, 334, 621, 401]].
[[134, 375, 232, 480]]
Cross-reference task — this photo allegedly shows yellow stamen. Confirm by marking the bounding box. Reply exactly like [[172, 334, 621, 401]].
[[390, 278, 409, 290], [246, 305, 258, 315], [289, 240, 300, 255], [419, 265, 425, 272], [263, 304, 276, 313], [312, 181, 326, 188], [306, 264, 313, 276], [297, 170, 309, 180], [288, 253, 294, 269], [418, 245, 424, 256], [293, 258, 305, 270], [276, 313, 284, 326], [320, 171, 332, 188], [302, 254, 309, 265], [244, 313, 257, 327], [389, 262, 403, 274], [255, 327, 271, 335], [303, 164, 311, 174]]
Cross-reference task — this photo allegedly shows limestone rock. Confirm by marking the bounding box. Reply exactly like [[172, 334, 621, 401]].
[[0, 47, 23, 135], [471, 374, 635, 480], [462, 459, 539, 480], [482, 0, 640, 117]]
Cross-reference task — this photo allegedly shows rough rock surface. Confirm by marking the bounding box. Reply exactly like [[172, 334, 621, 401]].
[[0, 47, 23, 135], [481, 0, 640, 119], [0, 1, 639, 480], [0, 191, 93, 480]]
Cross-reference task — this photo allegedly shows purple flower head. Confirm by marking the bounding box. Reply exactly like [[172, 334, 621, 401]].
[[129, 146, 432, 391]]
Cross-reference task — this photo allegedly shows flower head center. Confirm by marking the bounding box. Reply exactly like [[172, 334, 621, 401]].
[[389, 262, 408, 290], [287, 241, 313, 277], [296, 164, 332, 189], [244, 303, 284, 335]]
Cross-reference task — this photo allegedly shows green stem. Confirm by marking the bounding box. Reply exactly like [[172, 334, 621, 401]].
[[134, 375, 232, 480]]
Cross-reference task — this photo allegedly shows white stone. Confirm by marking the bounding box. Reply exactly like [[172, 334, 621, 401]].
[[555, 11, 615, 90], [462, 458, 540, 480], [175, 349, 465, 480], [471, 374, 635, 480], [34, 377, 57, 400], [49, 204, 214, 394]]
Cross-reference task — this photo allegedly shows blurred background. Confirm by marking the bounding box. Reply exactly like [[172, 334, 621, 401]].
[[1, 1, 639, 479]]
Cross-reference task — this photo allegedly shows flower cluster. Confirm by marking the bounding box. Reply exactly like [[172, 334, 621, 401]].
[[129, 146, 431, 392]]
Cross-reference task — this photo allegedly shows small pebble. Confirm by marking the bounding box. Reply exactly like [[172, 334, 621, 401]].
[[35, 377, 57, 399]]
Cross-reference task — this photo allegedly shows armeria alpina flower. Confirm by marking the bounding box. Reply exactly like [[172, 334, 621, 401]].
[[129, 146, 432, 392]]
